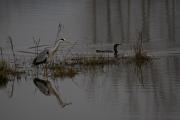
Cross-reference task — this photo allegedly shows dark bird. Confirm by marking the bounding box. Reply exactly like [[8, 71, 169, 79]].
[[113, 43, 121, 58], [96, 43, 121, 58]]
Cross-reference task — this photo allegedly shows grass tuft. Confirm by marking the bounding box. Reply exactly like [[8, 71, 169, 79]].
[[131, 32, 151, 65], [63, 55, 119, 67], [0, 60, 9, 88], [0, 60, 25, 88], [52, 65, 78, 78]]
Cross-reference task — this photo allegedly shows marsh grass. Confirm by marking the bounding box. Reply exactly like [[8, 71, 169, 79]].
[[63, 55, 120, 67], [0, 60, 9, 88], [130, 32, 151, 65], [52, 65, 78, 78], [0, 60, 24, 75], [51, 55, 117, 78], [0, 60, 25, 87]]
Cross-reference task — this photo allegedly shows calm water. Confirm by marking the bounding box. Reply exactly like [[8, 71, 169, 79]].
[[1, 56, 180, 120], [0, 0, 180, 120]]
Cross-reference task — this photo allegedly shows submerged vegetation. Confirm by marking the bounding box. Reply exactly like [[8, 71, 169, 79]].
[[0, 60, 24, 79], [64, 55, 118, 66], [52, 65, 78, 78]]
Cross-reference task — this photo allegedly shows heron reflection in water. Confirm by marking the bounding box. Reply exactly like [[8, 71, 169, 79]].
[[33, 78, 72, 108]]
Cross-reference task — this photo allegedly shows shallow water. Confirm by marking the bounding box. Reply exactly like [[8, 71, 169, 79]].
[[1, 56, 180, 120], [0, 0, 180, 120]]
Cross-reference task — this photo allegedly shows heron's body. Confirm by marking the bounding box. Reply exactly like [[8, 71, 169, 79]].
[[33, 49, 49, 65], [32, 39, 64, 66]]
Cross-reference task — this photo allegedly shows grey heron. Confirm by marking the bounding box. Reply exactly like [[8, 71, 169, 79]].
[[32, 38, 65, 66], [96, 43, 121, 58]]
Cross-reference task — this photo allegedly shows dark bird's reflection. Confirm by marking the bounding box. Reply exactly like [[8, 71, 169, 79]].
[[33, 78, 72, 108]]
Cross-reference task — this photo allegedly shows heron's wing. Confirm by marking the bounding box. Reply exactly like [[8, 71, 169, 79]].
[[35, 49, 49, 63]]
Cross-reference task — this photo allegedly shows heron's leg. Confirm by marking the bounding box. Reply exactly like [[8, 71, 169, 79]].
[[45, 63, 48, 77], [43, 64, 46, 76], [43, 64, 47, 77]]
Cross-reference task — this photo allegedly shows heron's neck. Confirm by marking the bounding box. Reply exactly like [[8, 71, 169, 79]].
[[113, 44, 119, 57], [51, 40, 61, 54]]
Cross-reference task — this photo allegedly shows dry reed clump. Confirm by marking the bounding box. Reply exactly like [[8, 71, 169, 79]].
[[0, 60, 24, 80], [0, 60, 9, 87], [131, 32, 151, 65], [53, 65, 78, 78]]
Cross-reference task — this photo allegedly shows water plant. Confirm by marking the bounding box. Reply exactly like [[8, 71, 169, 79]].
[[52, 65, 78, 78], [63, 55, 119, 67], [0, 60, 9, 88], [131, 32, 151, 64]]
